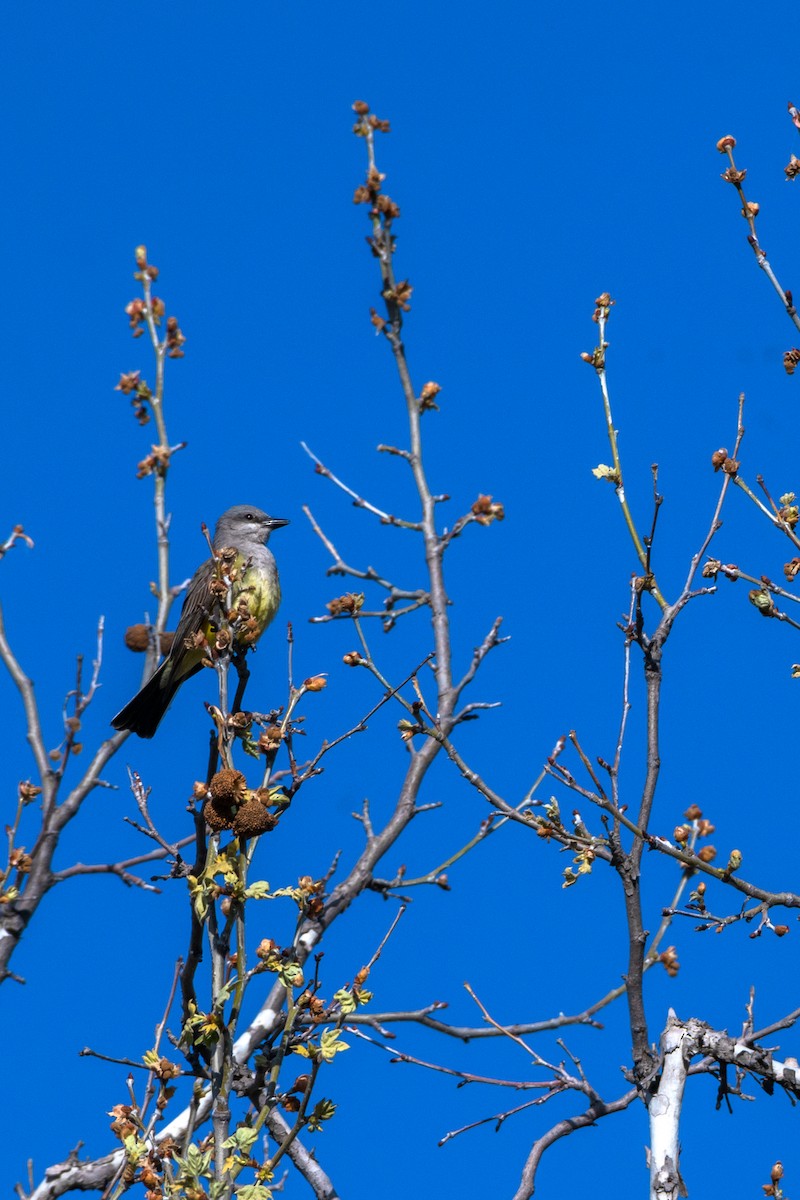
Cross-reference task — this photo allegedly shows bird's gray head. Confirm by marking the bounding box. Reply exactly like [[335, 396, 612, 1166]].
[[213, 505, 290, 549]]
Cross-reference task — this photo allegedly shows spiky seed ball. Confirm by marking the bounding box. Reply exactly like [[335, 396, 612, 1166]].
[[233, 800, 279, 839], [203, 798, 234, 832], [209, 768, 248, 813], [124, 624, 150, 651]]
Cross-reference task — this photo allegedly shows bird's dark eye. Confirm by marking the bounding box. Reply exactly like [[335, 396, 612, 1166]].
[[244, 512, 254, 520]]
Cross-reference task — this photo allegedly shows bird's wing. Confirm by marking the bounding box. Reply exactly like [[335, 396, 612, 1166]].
[[172, 557, 218, 646]]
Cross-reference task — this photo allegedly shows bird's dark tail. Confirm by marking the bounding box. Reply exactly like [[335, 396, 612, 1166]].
[[111, 660, 184, 738]]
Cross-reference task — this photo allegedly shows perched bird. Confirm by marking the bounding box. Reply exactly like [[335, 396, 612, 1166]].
[[112, 505, 288, 738]]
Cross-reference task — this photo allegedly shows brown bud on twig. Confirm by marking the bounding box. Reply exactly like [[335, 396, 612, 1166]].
[[214, 628, 232, 652], [697, 845, 717, 863], [9, 849, 32, 874], [303, 675, 327, 692], [471, 495, 505, 524], [115, 372, 152, 424], [786, 155, 800, 180], [711, 448, 728, 471], [721, 166, 747, 185], [352, 965, 370, 989], [115, 370, 142, 395], [108, 1104, 137, 1142], [375, 193, 400, 219], [419, 381, 441, 411], [592, 293, 615, 323], [749, 587, 776, 617], [125, 297, 146, 336], [779, 496, 799, 528], [184, 630, 208, 654], [716, 135, 736, 152], [154, 1057, 180, 1081], [166, 315, 186, 358], [658, 946, 680, 977], [784, 349, 800, 375], [258, 725, 283, 754], [383, 279, 412, 311], [327, 593, 364, 616], [352, 100, 370, 115], [683, 802, 702, 821]]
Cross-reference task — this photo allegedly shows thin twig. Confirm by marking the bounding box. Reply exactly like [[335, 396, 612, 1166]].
[[301, 443, 421, 530]]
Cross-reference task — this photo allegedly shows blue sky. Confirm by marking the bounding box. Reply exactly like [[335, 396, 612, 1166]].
[[2, 3, 800, 1197]]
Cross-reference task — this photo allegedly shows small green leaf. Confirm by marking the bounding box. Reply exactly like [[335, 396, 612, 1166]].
[[240, 733, 262, 759], [244, 880, 272, 900], [216, 979, 235, 1005], [319, 1028, 349, 1061], [267, 786, 290, 810], [270, 885, 301, 901], [333, 987, 357, 1015], [591, 463, 620, 484], [122, 1134, 146, 1164], [235, 1184, 273, 1200], [279, 961, 305, 988], [306, 1097, 337, 1132], [223, 1126, 258, 1152], [180, 1143, 213, 1179]]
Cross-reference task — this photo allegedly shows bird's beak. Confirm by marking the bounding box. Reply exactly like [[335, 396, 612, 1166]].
[[266, 517, 290, 530]]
